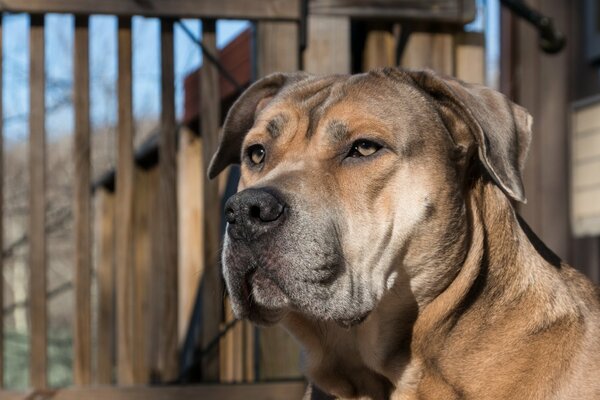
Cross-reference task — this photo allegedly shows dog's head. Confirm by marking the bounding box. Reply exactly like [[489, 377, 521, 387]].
[[209, 68, 532, 326]]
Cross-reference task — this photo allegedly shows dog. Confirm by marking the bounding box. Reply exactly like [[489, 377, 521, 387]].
[[208, 68, 600, 399]]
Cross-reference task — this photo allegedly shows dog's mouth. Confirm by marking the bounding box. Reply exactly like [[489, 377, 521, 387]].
[[233, 266, 290, 325]]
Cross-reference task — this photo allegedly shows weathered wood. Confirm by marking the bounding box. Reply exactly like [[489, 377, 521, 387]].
[[256, 22, 300, 75], [73, 15, 92, 386], [0, 0, 301, 20], [0, 15, 4, 389], [363, 26, 396, 70], [400, 31, 454, 75], [115, 17, 135, 386], [243, 321, 255, 382], [158, 18, 179, 381], [95, 189, 115, 384], [454, 32, 484, 85], [177, 127, 203, 343], [255, 19, 303, 381], [132, 168, 156, 384], [310, 0, 476, 23], [0, 382, 307, 400], [29, 13, 47, 390], [219, 300, 235, 382], [303, 15, 351, 74], [200, 19, 223, 382]]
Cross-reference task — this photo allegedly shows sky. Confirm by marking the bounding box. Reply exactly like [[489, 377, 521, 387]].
[[1, 0, 499, 145], [2, 14, 249, 145]]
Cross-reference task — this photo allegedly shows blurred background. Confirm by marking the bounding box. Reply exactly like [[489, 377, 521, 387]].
[[0, 0, 598, 398]]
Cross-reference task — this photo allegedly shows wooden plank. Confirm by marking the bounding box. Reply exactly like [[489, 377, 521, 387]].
[[132, 169, 155, 384], [73, 14, 92, 386], [243, 321, 255, 382], [303, 15, 351, 74], [362, 26, 396, 70], [94, 189, 115, 384], [219, 300, 235, 382], [177, 128, 203, 344], [115, 17, 135, 386], [573, 160, 600, 189], [400, 31, 454, 75], [310, 0, 476, 23], [0, 382, 306, 400], [0, 0, 301, 20], [200, 19, 223, 382], [573, 130, 600, 161], [255, 20, 303, 381], [256, 22, 300, 75], [158, 18, 179, 382], [454, 32, 485, 85], [29, 13, 47, 390], [0, 15, 4, 389]]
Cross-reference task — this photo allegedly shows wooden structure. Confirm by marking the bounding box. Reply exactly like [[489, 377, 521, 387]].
[[0, 0, 493, 398], [501, 0, 600, 283]]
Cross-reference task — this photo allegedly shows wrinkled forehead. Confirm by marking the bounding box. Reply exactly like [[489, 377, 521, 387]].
[[254, 72, 436, 142]]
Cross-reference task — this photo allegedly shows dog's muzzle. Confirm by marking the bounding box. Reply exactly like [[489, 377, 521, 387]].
[[224, 188, 286, 241]]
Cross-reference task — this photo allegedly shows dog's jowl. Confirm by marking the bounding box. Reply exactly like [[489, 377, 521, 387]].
[[209, 68, 600, 400]]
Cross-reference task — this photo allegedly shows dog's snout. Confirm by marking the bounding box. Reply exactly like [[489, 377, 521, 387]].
[[225, 188, 285, 240]]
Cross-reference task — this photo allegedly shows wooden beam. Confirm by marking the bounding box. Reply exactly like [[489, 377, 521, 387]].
[[73, 14, 92, 386], [0, 15, 4, 389], [200, 19, 223, 382], [158, 18, 179, 381], [115, 16, 135, 386], [0, 0, 301, 20], [29, 13, 47, 390], [0, 382, 307, 400], [94, 189, 115, 384], [454, 32, 485, 85], [303, 15, 351, 74], [310, 0, 475, 23]]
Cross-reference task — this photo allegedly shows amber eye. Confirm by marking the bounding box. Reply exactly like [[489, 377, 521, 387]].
[[348, 140, 382, 158], [247, 144, 266, 165]]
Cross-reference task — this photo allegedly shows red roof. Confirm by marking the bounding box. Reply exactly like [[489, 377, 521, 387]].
[[183, 28, 252, 126]]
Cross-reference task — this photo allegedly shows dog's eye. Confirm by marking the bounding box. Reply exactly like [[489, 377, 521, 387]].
[[348, 140, 382, 158], [247, 144, 266, 165]]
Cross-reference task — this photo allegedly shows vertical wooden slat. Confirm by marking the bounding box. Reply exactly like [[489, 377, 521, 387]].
[[132, 168, 153, 384], [454, 32, 485, 85], [177, 128, 203, 344], [95, 189, 115, 384], [29, 13, 47, 390], [0, 14, 4, 389], [400, 31, 454, 75], [73, 15, 92, 386], [255, 20, 302, 381], [157, 18, 179, 381], [200, 19, 222, 382], [115, 17, 135, 386], [303, 15, 351, 74]]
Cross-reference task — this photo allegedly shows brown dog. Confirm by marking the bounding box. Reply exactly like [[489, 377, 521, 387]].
[[208, 68, 600, 399]]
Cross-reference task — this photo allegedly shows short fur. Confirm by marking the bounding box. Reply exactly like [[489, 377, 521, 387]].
[[210, 68, 600, 399]]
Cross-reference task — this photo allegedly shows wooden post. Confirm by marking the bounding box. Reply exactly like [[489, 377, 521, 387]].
[[454, 32, 485, 85], [255, 20, 302, 381], [132, 169, 155, 383], [177, 128, 203, 344], [29, 13, 47, 390], [362, 24, 396, 70], [400, 31, 455, 75], [95, 189, 115, 384], [115, 17, 135, 386], [0, 15, 4, 389], [73, 14, 92, 386], [200, 19, 222, 382], [159, 18, 179, 381], [303, 15, 351, 74]]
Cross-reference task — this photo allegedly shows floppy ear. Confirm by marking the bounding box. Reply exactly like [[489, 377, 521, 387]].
[[406, 69, 532, 203], [207, 72, 310, 179]]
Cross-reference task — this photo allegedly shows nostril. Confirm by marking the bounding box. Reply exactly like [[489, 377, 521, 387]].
[[225, 207, 236, 224], [249, 205, 261, 220]]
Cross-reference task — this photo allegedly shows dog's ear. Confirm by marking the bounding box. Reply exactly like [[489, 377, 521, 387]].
[[406, 69, 532, 203], [208, 72, 310, 179]]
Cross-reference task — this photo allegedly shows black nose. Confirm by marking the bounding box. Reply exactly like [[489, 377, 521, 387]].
[[224, 188, 286, 241]]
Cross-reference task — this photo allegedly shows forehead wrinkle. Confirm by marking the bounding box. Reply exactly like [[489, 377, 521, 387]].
[[265, 113, 288, 139], [325, 120, 349, 145]]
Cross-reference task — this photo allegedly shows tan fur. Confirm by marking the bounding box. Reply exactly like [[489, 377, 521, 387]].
[[210, 68, 600, 399]]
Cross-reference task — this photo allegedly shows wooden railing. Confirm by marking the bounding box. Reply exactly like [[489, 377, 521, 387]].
[[0, 1, 305, 397]]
